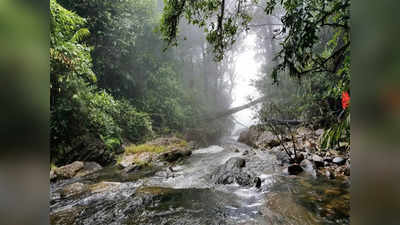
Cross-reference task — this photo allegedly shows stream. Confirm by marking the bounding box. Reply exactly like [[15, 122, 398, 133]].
[[50, 135, 350, 225]]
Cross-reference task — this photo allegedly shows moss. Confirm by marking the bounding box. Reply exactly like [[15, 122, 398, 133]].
[[136, 186, 174, 195], [50, 163, 58, 170], [125, 144, 167, 154], [134, 160, 151, 167], [165, 139, 188, 151], [175, 139, 188, 147], [115, 154, 124, 164], [120, 137, 190, 164]]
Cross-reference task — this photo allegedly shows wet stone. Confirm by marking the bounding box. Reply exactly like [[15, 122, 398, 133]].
[[225, 157, 246, 169], [333, 157, 346, 165], [254, 177, 262, 188], [211, 157, 256, 186], [324, 157, 332, 162], [312, 154, 324, 168], [296, 153, 305, 163], [325, 169, 335, 179], [160, 149, 192, 162], [50, 137, 350, 225], [50, 170, 57, 181], [287, 164, 303, 175], [89, 181, 121, 193], [315, 129, 324, 136], [118, 154, 136, 169], [59, 182, 89, 198], [54, 161, 84, 179], [75, 162, 102, 177], [123, 164, 143, 173], [300, 159, 317, 177]]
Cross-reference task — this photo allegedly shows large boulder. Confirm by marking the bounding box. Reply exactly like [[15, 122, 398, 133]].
[[154, 137, 193, 162], [118, 154, 136, 168], [53, 161, 84, 179], [159, 148, 192, 162], [118, 137, 193, 167], [122, 164, 143, 173], [255, 131, 281, 148], [238, 126, 261, 147], [211, 157, 258, 187], [75, 162, 103, 177], [118, 152, 158, 169], [53, 134, 117, 167], [224, 157, 246, 170], [52, 161, 103, 181]]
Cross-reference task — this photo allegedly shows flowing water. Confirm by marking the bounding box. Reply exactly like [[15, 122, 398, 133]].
[[50, 136, 350, 225]]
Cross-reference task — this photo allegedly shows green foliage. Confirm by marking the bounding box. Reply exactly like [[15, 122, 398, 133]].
[[159, 0, 351, 149], [160, 0, 252, 60], [114, 99, 154, 142], [58, 0, 207, 135], [52, 0, 237, 160], [321, 111, 350, 149], [58, 0, 157, 97], [134, 64, 193, 131], [266, 0, 350, 80], [50, 0, 153, 165], [253, 0, 350, 150]]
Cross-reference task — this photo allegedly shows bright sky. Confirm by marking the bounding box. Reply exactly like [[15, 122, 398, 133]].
[[231, 33, 262, 128]]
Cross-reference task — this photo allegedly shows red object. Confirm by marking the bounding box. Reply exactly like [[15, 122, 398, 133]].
[[342, 91, 350, 109]]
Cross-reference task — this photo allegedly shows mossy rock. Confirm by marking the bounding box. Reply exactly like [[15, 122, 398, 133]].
[[119, 137, 192, 165]]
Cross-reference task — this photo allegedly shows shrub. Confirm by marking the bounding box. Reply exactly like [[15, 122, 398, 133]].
[[114, 99, 153, 142]]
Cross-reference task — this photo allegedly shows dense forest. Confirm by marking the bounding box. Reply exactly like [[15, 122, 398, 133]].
[[50, 0, 237, 166], [50, 0, 350, 223], [50, 0, 349, 166]]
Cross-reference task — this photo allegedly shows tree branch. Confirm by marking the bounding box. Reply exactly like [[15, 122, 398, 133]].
[[248, 23, 284, 27]]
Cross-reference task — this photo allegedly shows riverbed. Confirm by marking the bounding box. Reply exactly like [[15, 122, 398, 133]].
[[50, 136, 349, 225]]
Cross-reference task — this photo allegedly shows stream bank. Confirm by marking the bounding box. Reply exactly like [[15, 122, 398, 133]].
[[237, 124, 350, 181]]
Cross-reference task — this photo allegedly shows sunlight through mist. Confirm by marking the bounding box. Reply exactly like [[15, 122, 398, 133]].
[[232, 33, 262, 129]]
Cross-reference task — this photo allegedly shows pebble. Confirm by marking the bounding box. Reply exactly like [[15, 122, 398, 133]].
[[332, 157, 346, 165], [254, 177, 262, 188], [312, 154, 324, 167], [287, 164, 303, 175]]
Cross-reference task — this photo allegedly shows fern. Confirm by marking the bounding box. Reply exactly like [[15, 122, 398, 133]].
[[71, 28, 90, 43], [321, 111, 350, 149]]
